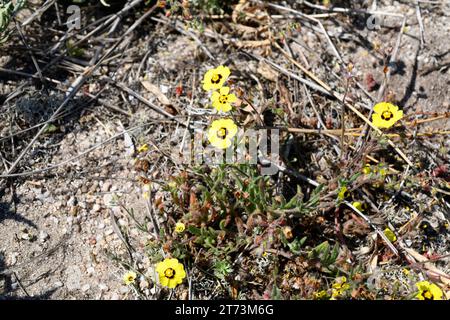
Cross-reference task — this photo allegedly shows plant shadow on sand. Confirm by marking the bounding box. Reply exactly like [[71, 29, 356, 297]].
[[0, 187, 37, 229]]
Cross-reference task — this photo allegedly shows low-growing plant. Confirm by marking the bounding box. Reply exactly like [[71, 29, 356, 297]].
[[0, 0, 27, 43]]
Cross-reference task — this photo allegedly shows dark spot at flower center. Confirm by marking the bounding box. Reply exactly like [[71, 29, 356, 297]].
[[164, 268, 175, 279], [381, 110, 393, 120], [211, 74, 222, 84], [343, 190, 350, 198], [217, 128, 228, 139], [219, 95, 228, 104], [422, 290, 434, 300]]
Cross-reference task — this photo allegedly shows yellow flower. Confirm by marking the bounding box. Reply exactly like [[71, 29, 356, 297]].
[[137, 144, 149, 153], [332, 276, 349, 289], [352, 201, 364, 211], [202, 66, 230, 91], [383, 227, 397, 242], [168, 181, 177, 188], [142, 183, 151, 200], [175, 222, 185, 233], [314, 290, 329, 300], [362, 164, 371, 175], [371, 102, 403, 128], [123, 271, 137, 285], [378, 167, 387, 177], [156, 258, 186, 289], [207, 118, 238, 149], [331, 276, 351, 299], [211, 86, 237, 112], [337, 186, 350, 201], [415, 281, 443, 300]]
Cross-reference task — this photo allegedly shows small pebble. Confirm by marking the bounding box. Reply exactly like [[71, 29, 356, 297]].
[[86, 266, 95, 275], [67, 196, 77, 207], [99, 283, 109, 292], [119, 286, 129, 294], [39, 230, 49, 243], [102, 182, 111, 192]]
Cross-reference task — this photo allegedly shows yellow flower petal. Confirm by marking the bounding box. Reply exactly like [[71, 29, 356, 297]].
[[166, 278, 179, 289], [373, 102, 391, 114], [212, 99, 232, 112], [159, 275, 169, 287], [211, 90, 220, 100], [208, 135, 232, 149], [383, 227, 397, 242], [337, 186, 349, 200], [386, 103, 399, 112], [222, 119, 238, 137], [137, 144, 149, 153], [166, 258, 180, 269], [393, 109, 403, 121], [227, 93, 237, 103], [215, 65, 230, 81], [210, 119, 222, 130], [371, 113, 384, 127], [219, 86, 230, 95], [429, 283, 443, 300], [362, 164, 371, 175], [174, 264, 186, 279], [202, 69, 215, 91], [352, 201, 363, 211], [155, 261, 166, 274]]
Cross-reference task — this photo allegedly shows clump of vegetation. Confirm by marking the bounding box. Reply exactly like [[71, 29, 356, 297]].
[[116, 63, 447, 300], [0, 0, 27, 42], [0, 0, 448, 301]]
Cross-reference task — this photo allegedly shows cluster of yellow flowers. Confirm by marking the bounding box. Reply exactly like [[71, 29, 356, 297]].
[[314, 276, 351, 300], [202, 65, 238, 149], [313, 278, 444, 300], [330, 276, 351, 299], [123, 257, 187, 289], [122, 220, 187, 289]]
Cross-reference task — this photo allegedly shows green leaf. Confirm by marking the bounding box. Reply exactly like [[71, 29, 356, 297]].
[[44, 124, 58, 133], [329, 243, 340, 263], [287, 236, 307, 255], [187, 226, 201, 236]]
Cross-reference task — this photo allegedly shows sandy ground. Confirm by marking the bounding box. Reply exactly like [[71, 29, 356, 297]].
[[1, 1, 449, 299]]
